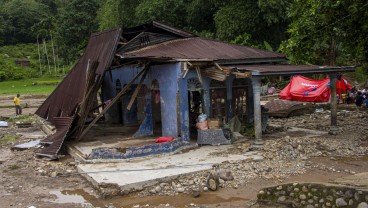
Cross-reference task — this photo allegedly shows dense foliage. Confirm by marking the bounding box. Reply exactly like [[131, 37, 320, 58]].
[[0, 0, 367, 81]]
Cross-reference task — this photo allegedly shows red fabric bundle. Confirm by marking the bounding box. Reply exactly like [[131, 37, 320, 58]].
[[155, 137, 174, 143]]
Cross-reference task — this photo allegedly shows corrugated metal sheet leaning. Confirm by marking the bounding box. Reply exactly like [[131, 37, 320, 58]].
[[35, 28, 122, 158]]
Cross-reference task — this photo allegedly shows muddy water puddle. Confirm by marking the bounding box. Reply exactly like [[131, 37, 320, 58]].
[[48, 189, 248, 207]]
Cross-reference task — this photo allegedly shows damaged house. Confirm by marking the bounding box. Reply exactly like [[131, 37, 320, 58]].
[[35, 22, 355, 160]]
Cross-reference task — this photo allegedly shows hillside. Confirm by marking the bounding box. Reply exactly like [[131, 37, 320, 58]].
[[0, 43, 70, 81]]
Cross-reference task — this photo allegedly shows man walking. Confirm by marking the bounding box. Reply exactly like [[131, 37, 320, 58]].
[[14, 94, 22, 115]]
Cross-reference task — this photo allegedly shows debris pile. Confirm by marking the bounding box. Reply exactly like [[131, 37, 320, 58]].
[[138, 108, 368, 197]]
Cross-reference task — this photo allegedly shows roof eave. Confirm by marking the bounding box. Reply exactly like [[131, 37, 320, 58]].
[[217, 58, 286, 65], [251, 66, 356, 76]]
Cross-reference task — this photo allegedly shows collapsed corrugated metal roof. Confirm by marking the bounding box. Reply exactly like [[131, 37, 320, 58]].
[[35, 28, 122, 158], [36, 28, 122, 123], [117, 37, 286, 63]]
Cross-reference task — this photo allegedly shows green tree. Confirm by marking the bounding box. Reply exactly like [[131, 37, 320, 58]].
[[0, 15, 5, 45], [55, 0, 100, 62], [214, 0, 260, 42], [98, 0, 141, 30], [185, 0, 225, 35], [0, 0, 49, 45], [135, 0, 186, 27], [280, 0, 368, 66]]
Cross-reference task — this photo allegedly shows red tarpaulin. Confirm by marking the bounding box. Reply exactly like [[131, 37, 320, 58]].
[[279, 75, 352, 102]]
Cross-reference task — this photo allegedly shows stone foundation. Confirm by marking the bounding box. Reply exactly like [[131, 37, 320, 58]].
[[258, 182, 368, 208]]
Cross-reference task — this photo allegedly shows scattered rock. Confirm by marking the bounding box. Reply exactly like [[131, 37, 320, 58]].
[[335, 198, 347, 207], [191, 189, 200, 198], [207, 178, 218, 191], [358, 202, 368, 208], [176, 187, 185, 193], [218, 170, 234, 181]]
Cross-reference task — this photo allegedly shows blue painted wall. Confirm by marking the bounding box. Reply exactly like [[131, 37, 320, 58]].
[[102, 63, 181, 138], [101, 63, 254, 142]]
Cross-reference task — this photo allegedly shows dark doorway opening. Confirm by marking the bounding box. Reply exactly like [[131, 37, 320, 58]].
[[187, 78, 203, 140], [151, 80, 162, 136]]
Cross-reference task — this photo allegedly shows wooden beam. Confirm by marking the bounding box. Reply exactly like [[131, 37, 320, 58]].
[[196, 66, 203, 84], [182, 62, 189, 78], [78, 64, 150, 140], [214, 62, 224, 71], [126, 69, 149, 110]]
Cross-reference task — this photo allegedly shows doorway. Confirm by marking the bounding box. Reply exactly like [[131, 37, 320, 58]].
[[187, 78, 203, 139], [151, 80, 162, 136]]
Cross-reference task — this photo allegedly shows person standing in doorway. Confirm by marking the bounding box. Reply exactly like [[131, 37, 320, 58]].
[[14, 94, 22, 115]]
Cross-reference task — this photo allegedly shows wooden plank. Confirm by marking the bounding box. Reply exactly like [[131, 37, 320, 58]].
[[78, 64, 150, 140], [73, 60, 101, 140], [202, 67, 226, 81], [74, 75, 103, 140], [232, 72, 251, 78], [126, 69, 149, 110]]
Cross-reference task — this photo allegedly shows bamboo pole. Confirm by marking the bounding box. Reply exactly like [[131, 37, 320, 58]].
[[50, 32, 57, 74], [37, 35, 42, 76], [43, 39, 51, 75]]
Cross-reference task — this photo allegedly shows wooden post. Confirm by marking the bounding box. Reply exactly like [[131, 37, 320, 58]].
[[78, 64, 150, 140], [329, 74, 338, 134]]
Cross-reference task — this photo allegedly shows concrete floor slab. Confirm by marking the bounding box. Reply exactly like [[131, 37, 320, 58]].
[[77, 145, 262, 192]]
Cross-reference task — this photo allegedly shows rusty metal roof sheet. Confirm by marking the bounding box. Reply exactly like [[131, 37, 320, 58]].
[[35, 29, 121, 158], [117, 37, 286, 62], [35, 28, 121, 124], [227, 64, 356, 76]]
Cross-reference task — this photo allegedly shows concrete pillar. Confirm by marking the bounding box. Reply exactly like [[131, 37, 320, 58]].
[[246, 78, 254, 124], [329, 74, 338, 134], [202, 77, 211, 117], [252, 77, 263, 146]]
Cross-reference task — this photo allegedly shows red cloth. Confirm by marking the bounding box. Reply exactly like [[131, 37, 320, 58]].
[[155, 137, 174, 143], [279, 75, 352, 102]]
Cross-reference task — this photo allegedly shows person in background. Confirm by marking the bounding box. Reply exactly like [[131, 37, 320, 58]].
[[13, 94, 22, 115], [267, 84, 276, 95], [355, 92, 364, 107], [341, 93, 347, 104]]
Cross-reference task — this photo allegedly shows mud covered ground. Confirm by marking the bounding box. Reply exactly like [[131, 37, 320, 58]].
[[0, 95, 367, 208]]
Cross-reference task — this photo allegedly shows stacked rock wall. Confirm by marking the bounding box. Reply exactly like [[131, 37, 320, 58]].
[[258, 183, 368, 207]]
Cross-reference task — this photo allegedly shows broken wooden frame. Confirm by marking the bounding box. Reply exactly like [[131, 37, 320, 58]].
[[77, 63, 151, 140]]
